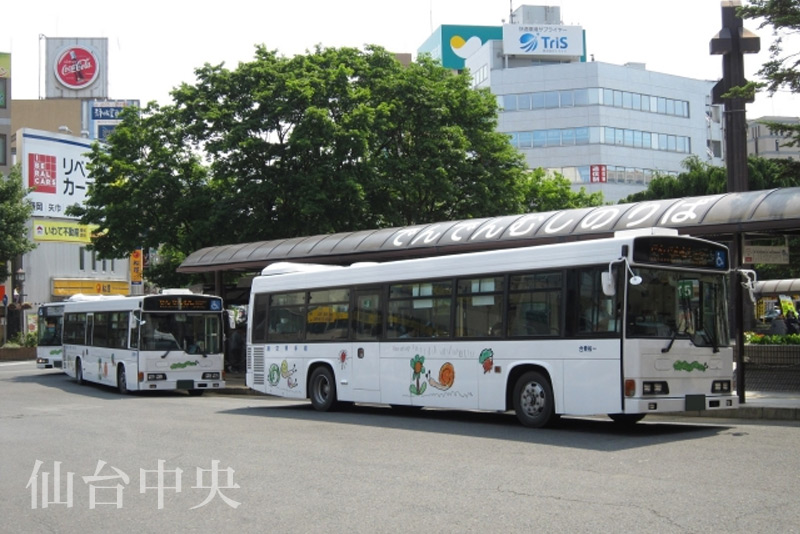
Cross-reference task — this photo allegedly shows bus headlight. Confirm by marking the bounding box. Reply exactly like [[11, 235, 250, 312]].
[[202, 372, 220, 380], [642, 381, 670, 395], [712, 380, 731, 393], [147, 373, 167, 381]]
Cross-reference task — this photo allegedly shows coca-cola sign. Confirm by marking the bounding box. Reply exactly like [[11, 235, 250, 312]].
[[54, 46, 99, 89]]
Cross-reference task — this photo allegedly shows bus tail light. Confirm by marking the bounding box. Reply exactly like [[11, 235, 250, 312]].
[[202, 372, 220, 380], [147, 373, 167, 381], [625, 379, 636, 397]]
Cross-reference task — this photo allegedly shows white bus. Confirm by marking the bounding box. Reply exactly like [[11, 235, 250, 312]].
[[36, 303, 66, 369], [62, 292, 226, 394], [246, 229, 740, 427]]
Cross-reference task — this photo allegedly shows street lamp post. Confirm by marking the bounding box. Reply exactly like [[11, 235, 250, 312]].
[[16, 268, 25, 338]]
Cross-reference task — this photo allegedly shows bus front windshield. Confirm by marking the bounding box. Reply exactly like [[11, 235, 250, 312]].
[[37, 315, 63, 346], [140, 312, 221, 354], [626, 268, 729, 348]]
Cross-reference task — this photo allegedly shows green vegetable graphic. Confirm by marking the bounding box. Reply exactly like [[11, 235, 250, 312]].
[[673, 360, 707, 372]]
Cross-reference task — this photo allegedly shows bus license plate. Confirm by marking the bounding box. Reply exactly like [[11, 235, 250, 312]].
[[685, 394, 706, 411], [177, 380, 194, 390]]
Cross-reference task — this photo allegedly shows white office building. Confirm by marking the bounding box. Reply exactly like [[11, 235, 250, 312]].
[[419, 5, 724, 202]]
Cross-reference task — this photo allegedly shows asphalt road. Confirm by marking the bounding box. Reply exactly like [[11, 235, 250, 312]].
[[2, 361, 800, 533]]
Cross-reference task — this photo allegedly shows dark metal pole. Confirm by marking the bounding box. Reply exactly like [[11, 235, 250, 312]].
[[710, 0, 760, 404]]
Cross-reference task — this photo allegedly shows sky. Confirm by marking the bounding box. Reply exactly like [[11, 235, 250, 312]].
[[4, 0, 799, 119]]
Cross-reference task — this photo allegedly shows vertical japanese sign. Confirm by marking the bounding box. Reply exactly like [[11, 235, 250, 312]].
[[19, 128, 94, 219], [590, 164, 607, 183], [130, 249, 143, 286]]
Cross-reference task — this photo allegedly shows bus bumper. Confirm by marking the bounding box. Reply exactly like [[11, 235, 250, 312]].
[[624, 394, 738, 414], [139, 378, 226, 391]]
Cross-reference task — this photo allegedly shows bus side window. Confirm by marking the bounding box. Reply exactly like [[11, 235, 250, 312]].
[[508, 271, 562, 337], [268, 292, 306, 342], [251, 294, 269, 343], [576, 268, 621, 335], [456, 277, 504, 338], [353, 290, 381, 341]]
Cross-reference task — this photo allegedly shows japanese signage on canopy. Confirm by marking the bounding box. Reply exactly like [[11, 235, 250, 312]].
[[19, 128, 95, 219], [45, 37, 108, 99], [502, 24, 584, 59]]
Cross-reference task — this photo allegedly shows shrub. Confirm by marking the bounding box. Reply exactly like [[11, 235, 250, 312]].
[[744, 332, 800, 345], [10, 331, 38, 347]]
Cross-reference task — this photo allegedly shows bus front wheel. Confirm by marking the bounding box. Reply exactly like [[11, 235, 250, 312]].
[[513, 371, 555, 428], [309, 367, 337, 412]]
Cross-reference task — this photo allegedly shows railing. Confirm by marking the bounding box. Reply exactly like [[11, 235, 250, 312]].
[[743, 345, 800, 391]]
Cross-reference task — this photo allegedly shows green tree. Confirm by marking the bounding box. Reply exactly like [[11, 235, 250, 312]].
[[620, 155, 800, 203], [738, 0, 800, 145], [523, 168, 603, 212], [172, 46, 530, 234], [0, 165, 35, 283]]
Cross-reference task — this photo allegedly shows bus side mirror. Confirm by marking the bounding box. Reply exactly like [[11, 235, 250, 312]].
[[602, 272, 616, 296]]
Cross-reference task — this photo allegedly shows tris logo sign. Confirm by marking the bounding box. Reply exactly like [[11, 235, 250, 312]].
[[54, 46, 99, 89], [519, 33, 568, 53]]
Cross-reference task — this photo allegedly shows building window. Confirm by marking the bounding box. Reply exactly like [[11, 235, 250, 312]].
[[498, 87, 689, 118], [0, 78, 6, 109], [0, 134, 6, 166], [79, 247, 85, 271]]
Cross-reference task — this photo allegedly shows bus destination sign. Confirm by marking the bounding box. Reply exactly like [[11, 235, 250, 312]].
[[632, 237, 729, 270], [143, 296, 223, 312]]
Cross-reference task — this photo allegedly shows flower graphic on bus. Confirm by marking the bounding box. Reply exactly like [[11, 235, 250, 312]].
[[410, 355, 427, 396]]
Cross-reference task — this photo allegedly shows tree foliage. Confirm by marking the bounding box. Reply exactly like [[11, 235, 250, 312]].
[[523, 168, 603, 212], [620, 155, 800, 203], [739, 0, 800, 145], [0, 165, 35, 283], [170, 46, 530, 236]]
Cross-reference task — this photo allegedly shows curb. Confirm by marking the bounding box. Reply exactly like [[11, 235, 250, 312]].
[[214, 384, 800, 421], [687, 406, 800, 421]]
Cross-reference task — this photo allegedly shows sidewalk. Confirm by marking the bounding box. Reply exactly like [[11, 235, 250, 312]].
[[218, 373, 800, 422]]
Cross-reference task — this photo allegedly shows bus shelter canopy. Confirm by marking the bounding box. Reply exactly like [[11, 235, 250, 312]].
[[178, 187, 800, 274]]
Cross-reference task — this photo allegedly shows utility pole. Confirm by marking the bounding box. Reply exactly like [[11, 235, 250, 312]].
[[710, 0, 760, 404]]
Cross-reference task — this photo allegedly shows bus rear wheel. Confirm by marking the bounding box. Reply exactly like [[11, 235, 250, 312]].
[[513, 371, 555, 428], [309, 367, 337, 412], [75, 359, 84, 385], [117, 365, 129, 395]]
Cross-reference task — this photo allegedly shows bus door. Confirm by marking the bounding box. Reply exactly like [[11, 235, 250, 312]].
[[81, 313, 95, 379], [351, 289, 381, 395]]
